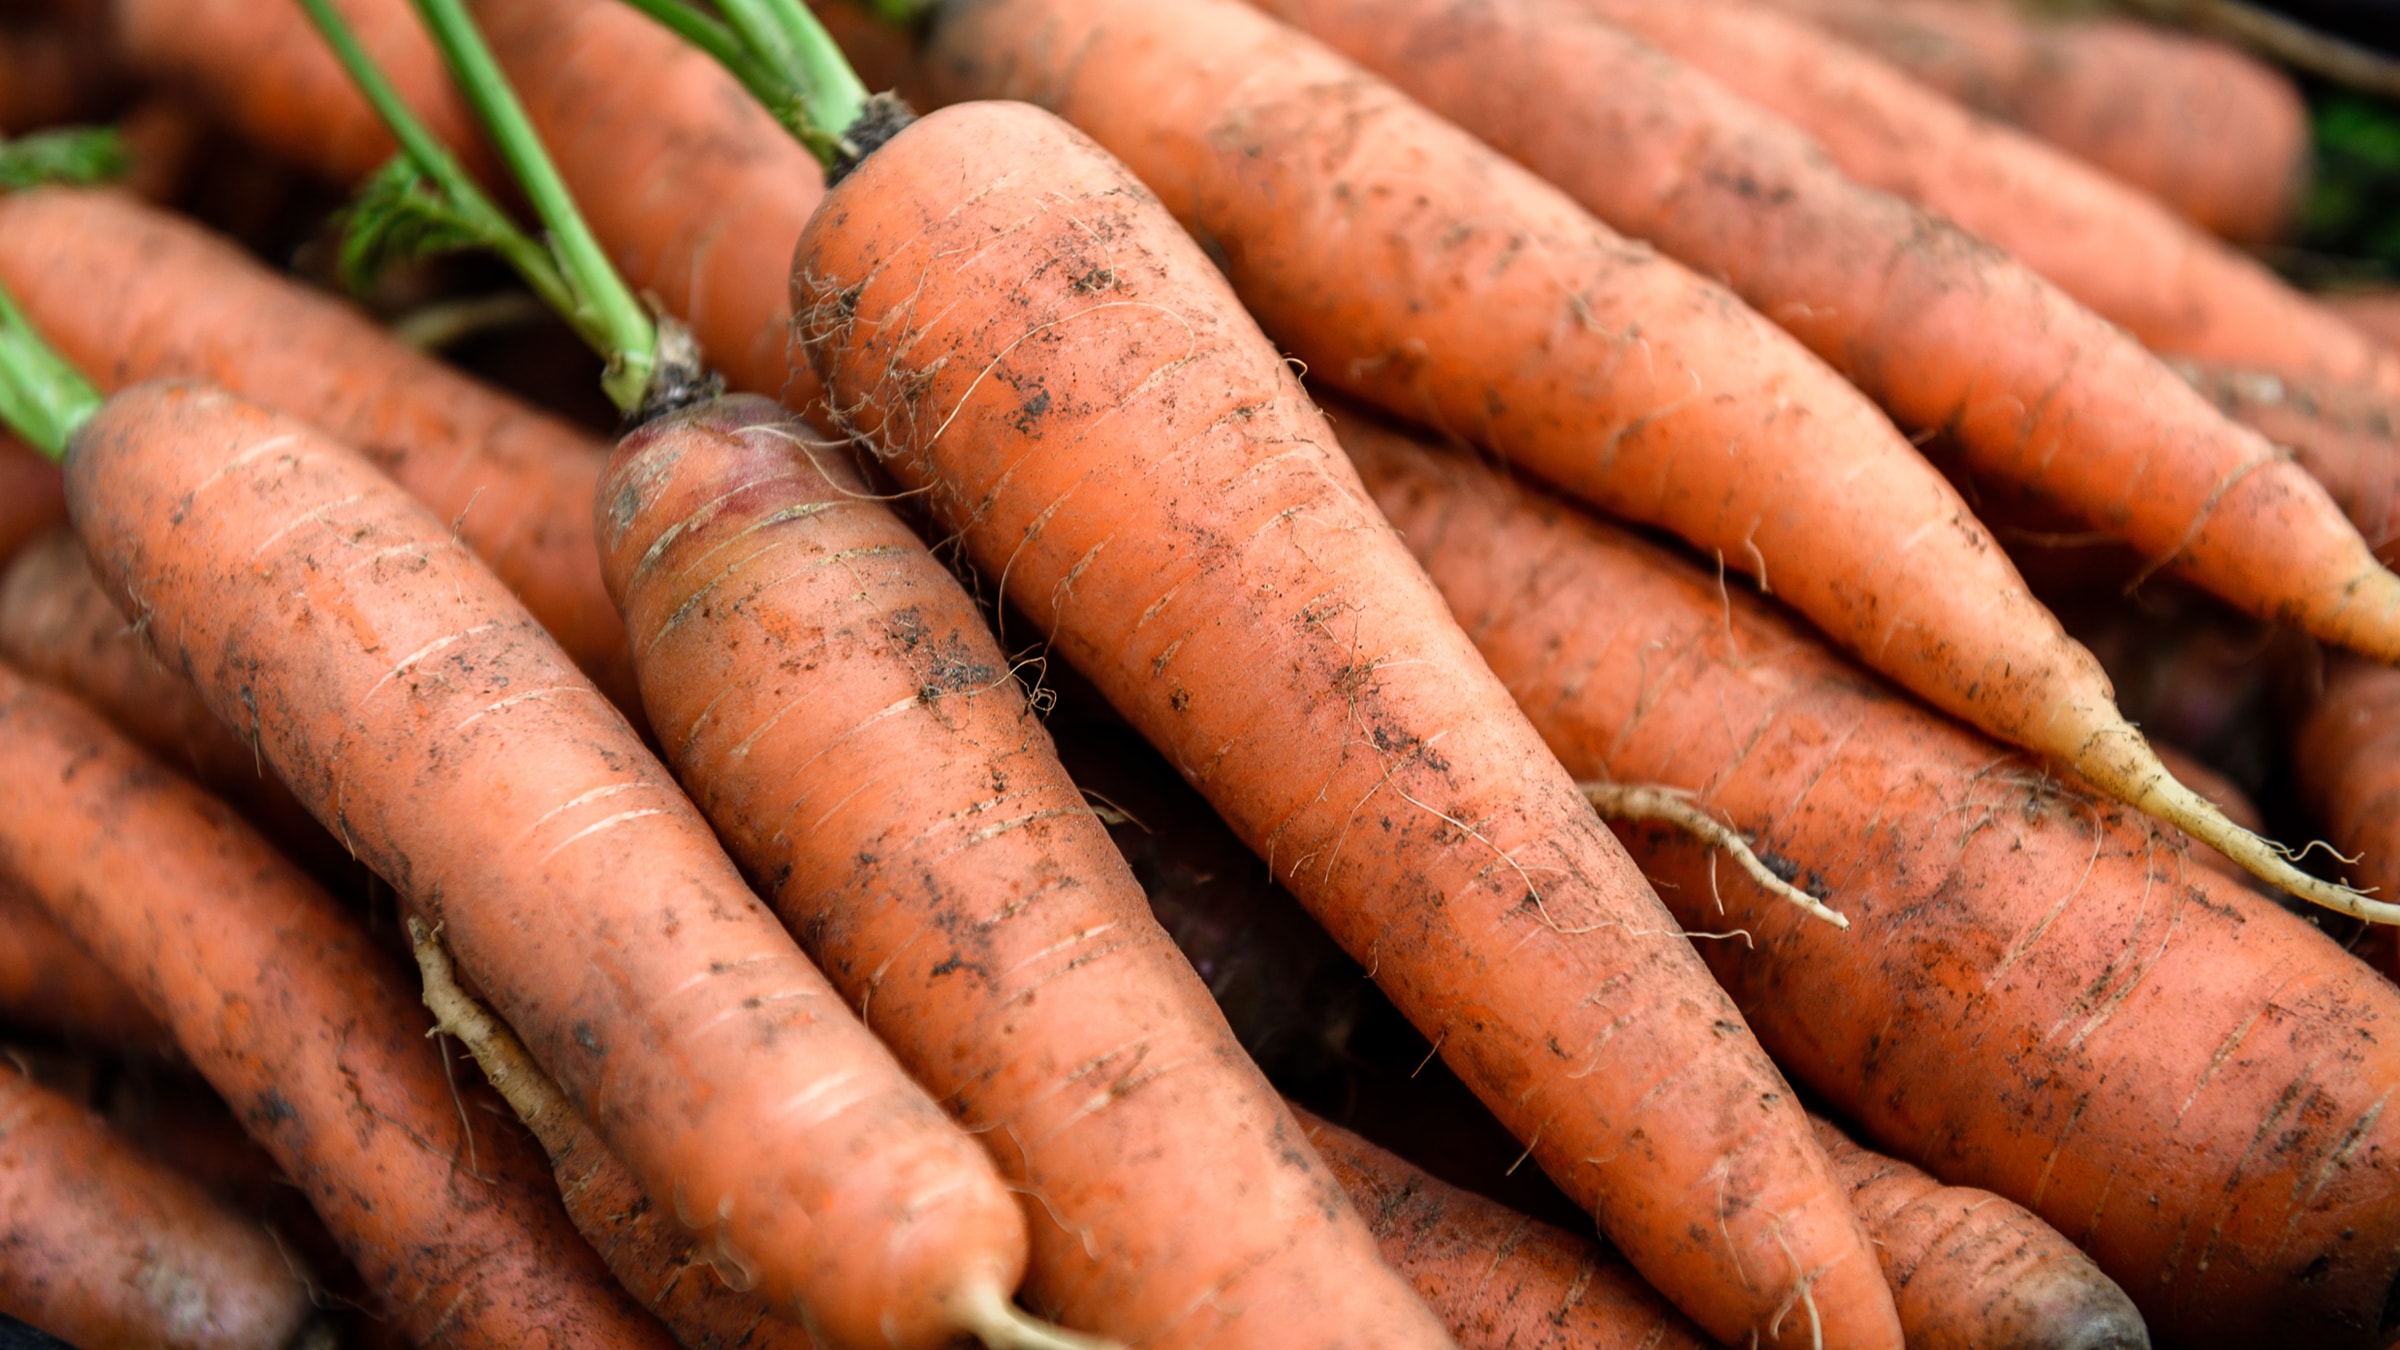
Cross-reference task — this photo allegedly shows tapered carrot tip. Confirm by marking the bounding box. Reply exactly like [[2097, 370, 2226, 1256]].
[[947, 1284, 1122, 1350], [1582, 780, 1849, 928], [1988, 1266, 2151, 1350], [2064, 710, 2397, 922]]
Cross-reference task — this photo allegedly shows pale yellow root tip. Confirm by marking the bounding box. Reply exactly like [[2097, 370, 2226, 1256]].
[[2080, 740, 2400, 924], [1580, 782, 1850, 930], [407, 917, 577, 1151], [949, 1282, 1123, 1350]]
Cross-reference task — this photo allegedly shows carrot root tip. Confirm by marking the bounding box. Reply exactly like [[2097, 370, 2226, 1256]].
[[947, 1282, 1123, 1350], [1580, 781, 1849, 929]]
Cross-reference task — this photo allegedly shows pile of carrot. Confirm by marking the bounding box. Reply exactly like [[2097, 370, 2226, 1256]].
[[4, 1, 2400, 1348]]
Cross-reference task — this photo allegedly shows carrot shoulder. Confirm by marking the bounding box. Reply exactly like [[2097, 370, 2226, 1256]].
[[64, 381, 1028, 1350], [598, 394, 1441, 1348], [1570, 0, 2395, 394], [0, 661, 671, 1349], [0, 187, 633, 705], [918, 0, 2375, 917], [796, 95, 1897, 1350], [0, 1059, 313, 1350], [1339, 406, 2400, 1350]]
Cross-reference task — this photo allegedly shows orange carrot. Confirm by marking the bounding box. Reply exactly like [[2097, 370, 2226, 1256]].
[[2297, 654, 2400, 986], [1568, 0, 2399, 394], [1755, 0, 2306, 243], [1337, 402, 2400, 1349], [0, 1058, 315, 1350], [0, 436, 62, 567], [1294, 1107, 1711, 1350], [112, 0, 488, 186], [2173, 361, 2400, 565], [793, 87, 1899, 1348], [405, 920, 818, 1350], [0, 187, 635, 706], [0, 880, 169, 1051], [918, 0, 2377, 917], [0, 660, 673, 1348], [2328, 290, 2400, 353], [62, 382, 1038, 1350], [1809, 1113, 2150, 1350]]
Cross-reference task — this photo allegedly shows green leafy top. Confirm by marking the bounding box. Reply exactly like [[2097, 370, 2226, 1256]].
[[613, 0, 888, 172]]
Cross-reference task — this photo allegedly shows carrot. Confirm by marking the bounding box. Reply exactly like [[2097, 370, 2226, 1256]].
[[2146, 741, 2263, 887], [2327, 290, 2400, 353], [404, 920, 817, 1350], [2172, 361, 2400, 565], [112, 0, 488, 186], [314, 6, 1437, 1336], [0, 436, 62, 566], [0, 1058, 315, 1350], [1566, 0, 2399, 394], [1294, 1107, 1711, 1350], [0, 661, 675, 1348], [915, 0, 2380, 919], [0, 187, 635, 707], [777, 48, 1900, 1347], [1809, 1113, 2149, 1350], [2297, 653, 2400, 975], [1753, 0, 2306, 243], [1337, 402, 2400, 1350], [0, 880, 170, 1051]]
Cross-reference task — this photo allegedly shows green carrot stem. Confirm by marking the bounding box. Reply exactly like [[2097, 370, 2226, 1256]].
[[0, 277, 104, 462], [407, 0, 658, 413], [612, 0, 871, 172], [0, 126, 128, 192], [595, 0, 782, 111]]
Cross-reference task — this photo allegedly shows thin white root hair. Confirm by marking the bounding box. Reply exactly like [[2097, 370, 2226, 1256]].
[[948, 1281, 1123, 1350], [1581, 782, 1849, 930], [407, 917, 575, 1155]]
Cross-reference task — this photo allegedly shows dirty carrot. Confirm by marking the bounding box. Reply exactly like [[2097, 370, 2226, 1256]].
[[1338, 402, 2400, 1350], [917, 0, 2384, 919], [0, 1058, 315, 1350], [1569, 0, 2400, 394], [1810, 1113, 2150, 1350], [1754, 0, 2306, 242], [0, 187, 635, 706], [2172, 361, 2400, 565], [0, 880, 170, 1051], [0, 662, 673, 1349], [1295, 1107, 1712, 1350], [655, 9, 1914, 1344], [407, 920, 817, 1350], [331, 5, 1432, 1339]]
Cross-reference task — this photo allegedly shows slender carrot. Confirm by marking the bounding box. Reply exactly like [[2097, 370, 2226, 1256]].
[[1809, 1113, 2150, 1350], [0, 187, 636, 707], [1567, 0, 2400, 394], [0, 661, 674, 1349], [0, 436, 61, 566], [1754, 0, 2306, 243], [1336, 401, 2400, 1350], [914, 0, 2381, 918], [0, 880, 170, 1051], [2146, 741, 2261, 886], [406, 919, 818, 1350], [2172, 361, 2400, 564], [112, 0, 489, 186], [0, 1059, 315, 1350], [1294, 1107, 1711, 1350], [783, 62, 1900, 1350]]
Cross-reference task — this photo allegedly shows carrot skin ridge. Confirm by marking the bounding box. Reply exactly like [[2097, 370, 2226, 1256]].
[[598, 393, 1443, 1348], [1338, 405, 2400, 1349], [795, 94, 1895, 1350], [0, 661, 674, 1349], [63, 381, 1032, 1350], [0, 1059, 316, 1350]]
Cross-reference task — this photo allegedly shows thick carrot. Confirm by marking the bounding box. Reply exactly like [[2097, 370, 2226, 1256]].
[[598, 394, 1443, 1348], [0, 1059, 314, 1350], [1568, 0, 2399, 394], [63, 382, 1034, 1350], [0, 437, 63, 566], [1294, 1107, 1710, 1350], [0, 661, 673, 1348], [1755, 0, 2305, 243], [0, 880, 169, 1050], [794, 92, 1899, 1350], [1338, 404, 2400, 1349], [916, 0, 2376, 918], [2173, 361, 2400, 564], [405, 920, 817, 1350], [0, 187, 634, 705], [112, 0, 487, 186], [1809, 1113, 2149, 1350]]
